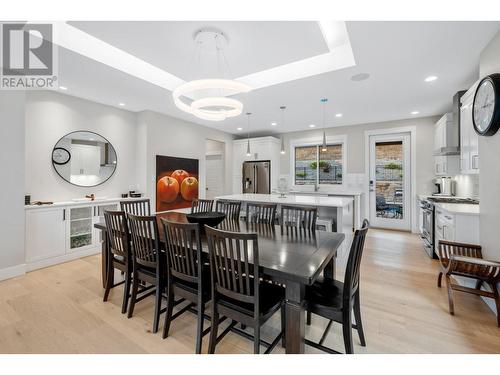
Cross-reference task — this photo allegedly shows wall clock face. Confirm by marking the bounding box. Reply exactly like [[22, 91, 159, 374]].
[[473, 74, 500, 136], [52, 147, 71, 165]]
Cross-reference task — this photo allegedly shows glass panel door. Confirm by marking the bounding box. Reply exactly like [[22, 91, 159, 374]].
[[369, 133, 411, 230]]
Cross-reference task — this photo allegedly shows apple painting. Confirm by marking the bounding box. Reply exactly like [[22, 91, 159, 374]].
[[157, 176, 179, 203], [181, 176, 199, 201], [171, 169, 189, 185]]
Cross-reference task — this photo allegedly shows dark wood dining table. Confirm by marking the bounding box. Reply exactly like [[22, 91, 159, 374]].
[[94, 210, 346, 354]]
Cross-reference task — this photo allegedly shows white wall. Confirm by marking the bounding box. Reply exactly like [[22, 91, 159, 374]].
[[0, 91, 26, 280], [280, 116, 438, 195], [136, 110, 234, 211], [479, 30, 500, 261], [25, 91, 138, 201]]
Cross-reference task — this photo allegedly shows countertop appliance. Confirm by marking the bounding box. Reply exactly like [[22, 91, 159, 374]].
[[435, 177, 455, 196], [242, 160, 271, 194]]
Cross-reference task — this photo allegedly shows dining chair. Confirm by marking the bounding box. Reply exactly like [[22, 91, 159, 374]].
[[160, 218, 212, 353], [280, 205, 317, 230], [103, 210, 133, 314], [121, 199, 151, 216], [127, 213, 166, 333], [305, 219, 370, 354], [215, 200, 242, 220], [205, 225, 286, 354], [437, 240, 500, 326], [191, 198, 214, 213], [245, 202, 277, 225]]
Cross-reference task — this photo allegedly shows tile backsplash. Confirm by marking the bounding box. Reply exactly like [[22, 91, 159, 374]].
[[453, 174, 479, 198]]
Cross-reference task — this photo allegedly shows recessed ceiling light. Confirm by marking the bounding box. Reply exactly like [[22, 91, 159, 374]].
[[309, 124, 316, 128], [411, 111, 420, 115], [89, 138, 95, 141], [335, 113, 343, 118], [118, 102, 125, 106], [424, 75, 438, 82], [237, 127, 243, 131], [59, 86, 67, 90], [351, 73, 370, 82], [271, 122, 277, 126]]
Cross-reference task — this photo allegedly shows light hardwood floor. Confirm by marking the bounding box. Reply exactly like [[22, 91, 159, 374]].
[[1, 229, 499, 354]]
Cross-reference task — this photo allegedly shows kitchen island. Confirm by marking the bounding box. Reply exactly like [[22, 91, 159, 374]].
[[214, 193, 354, 232]]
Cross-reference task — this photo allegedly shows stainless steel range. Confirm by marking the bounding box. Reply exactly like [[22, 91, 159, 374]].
[[419, 196, 479, 258]]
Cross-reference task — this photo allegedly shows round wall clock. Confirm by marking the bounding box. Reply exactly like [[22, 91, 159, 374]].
[[473, 73, 500, 136], [52, 147, 71, 165]]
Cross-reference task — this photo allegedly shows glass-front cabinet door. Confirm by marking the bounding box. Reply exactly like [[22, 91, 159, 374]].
[[67, 206, 94, 251], [93, 203, 119, 245]]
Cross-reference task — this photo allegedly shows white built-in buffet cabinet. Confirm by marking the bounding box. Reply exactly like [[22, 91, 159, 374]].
[[25, 198, 137, 271]]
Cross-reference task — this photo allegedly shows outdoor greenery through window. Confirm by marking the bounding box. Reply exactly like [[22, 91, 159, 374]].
[[294, 144, 343, 185]]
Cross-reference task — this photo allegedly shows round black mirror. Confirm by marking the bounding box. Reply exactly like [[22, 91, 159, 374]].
[[52, 131, 117, 187]]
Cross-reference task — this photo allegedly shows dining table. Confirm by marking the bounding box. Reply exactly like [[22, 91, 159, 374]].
[[94, 210, 346, 354]]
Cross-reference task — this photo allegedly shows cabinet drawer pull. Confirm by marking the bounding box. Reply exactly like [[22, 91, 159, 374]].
[[63, 209, 66, 221]]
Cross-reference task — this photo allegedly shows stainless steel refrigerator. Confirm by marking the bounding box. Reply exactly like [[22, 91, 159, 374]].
[[242, 161, 271, 194]]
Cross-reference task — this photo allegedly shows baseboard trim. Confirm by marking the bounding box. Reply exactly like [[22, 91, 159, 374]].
[[26, 247, 101, 272], [0, 263, 26, 282]]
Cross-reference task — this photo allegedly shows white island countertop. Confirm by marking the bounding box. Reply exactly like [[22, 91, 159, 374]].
[[215, 193, 352, 208]]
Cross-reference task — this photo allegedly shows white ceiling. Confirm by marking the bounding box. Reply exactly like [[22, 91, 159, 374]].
[[53, 21, 500, 136]]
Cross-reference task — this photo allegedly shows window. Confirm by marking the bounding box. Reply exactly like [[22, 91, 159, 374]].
[[294, 143, 343, 185]]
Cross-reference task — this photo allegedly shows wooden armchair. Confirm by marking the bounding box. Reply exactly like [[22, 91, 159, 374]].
[[437, 240, 500, 326]]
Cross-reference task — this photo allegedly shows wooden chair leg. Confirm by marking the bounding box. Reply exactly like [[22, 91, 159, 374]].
[[254, 324, 260, 354], [342, 309, 354, 354], [195, 299, 205, 354], [103, 260, 114, 302], [445, 274, 454, 315], [490, 283, 500, 327], [121, 270, 131, 314], [353, 292, 366, 347], [208, 304, 219, 354], [280, 304, 286, 348], [152, 279, 163, 333], [162, 286, 174, 339], [437, 272, 443, 288], [127, 272, 139, 319]]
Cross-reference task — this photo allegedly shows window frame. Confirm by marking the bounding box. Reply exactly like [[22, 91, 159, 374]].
[[290, 135, 347, 188]]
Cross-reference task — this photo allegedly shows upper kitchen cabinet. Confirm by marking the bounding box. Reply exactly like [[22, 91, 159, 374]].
[[434, 113, 460, 176], [460, 82, 480, 175], [232, 137, 281, 194]]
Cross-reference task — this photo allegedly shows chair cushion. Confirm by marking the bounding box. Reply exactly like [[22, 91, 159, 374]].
[[218, 282, 285, 317], [306, 276, 345, 310]]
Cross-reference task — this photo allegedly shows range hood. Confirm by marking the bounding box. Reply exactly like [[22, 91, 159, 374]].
[[434, 91, 466, 156]]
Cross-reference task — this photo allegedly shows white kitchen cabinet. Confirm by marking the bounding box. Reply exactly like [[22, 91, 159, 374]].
[[232, 137, 281, 194], [433, 113, 460, 176], [434, 205, 480, 253], [460, 83, 480, 175], [25, 207, 67, 263]]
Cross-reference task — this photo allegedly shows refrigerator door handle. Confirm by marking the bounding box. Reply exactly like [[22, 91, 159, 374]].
[[254, 164, 257, 194]]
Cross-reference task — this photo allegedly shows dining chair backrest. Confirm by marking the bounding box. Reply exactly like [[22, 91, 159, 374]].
[[205, 225, 260, 310], [191, 198, 214, 213], [280, 205, 317, 230], [127, 213, 160, 269], [161, 219, 202, 284], [343, 219, 370, 301], [245, 202, 277, 225], [121, 199, 151, 216], [216, 200, 242, 220], [104, 210, 131, 259]]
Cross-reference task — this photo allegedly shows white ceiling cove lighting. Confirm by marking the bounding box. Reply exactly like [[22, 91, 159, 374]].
[[425, 75, 438, 82], [309, 124, 316, 128], [411, 111, 420, 115], [172, 29, 252, 121]]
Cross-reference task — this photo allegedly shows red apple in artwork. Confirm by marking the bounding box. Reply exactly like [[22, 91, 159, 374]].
[[157, 176, 179, 203], [180, 176, 199, 201], [171, 169, 190, 186]]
